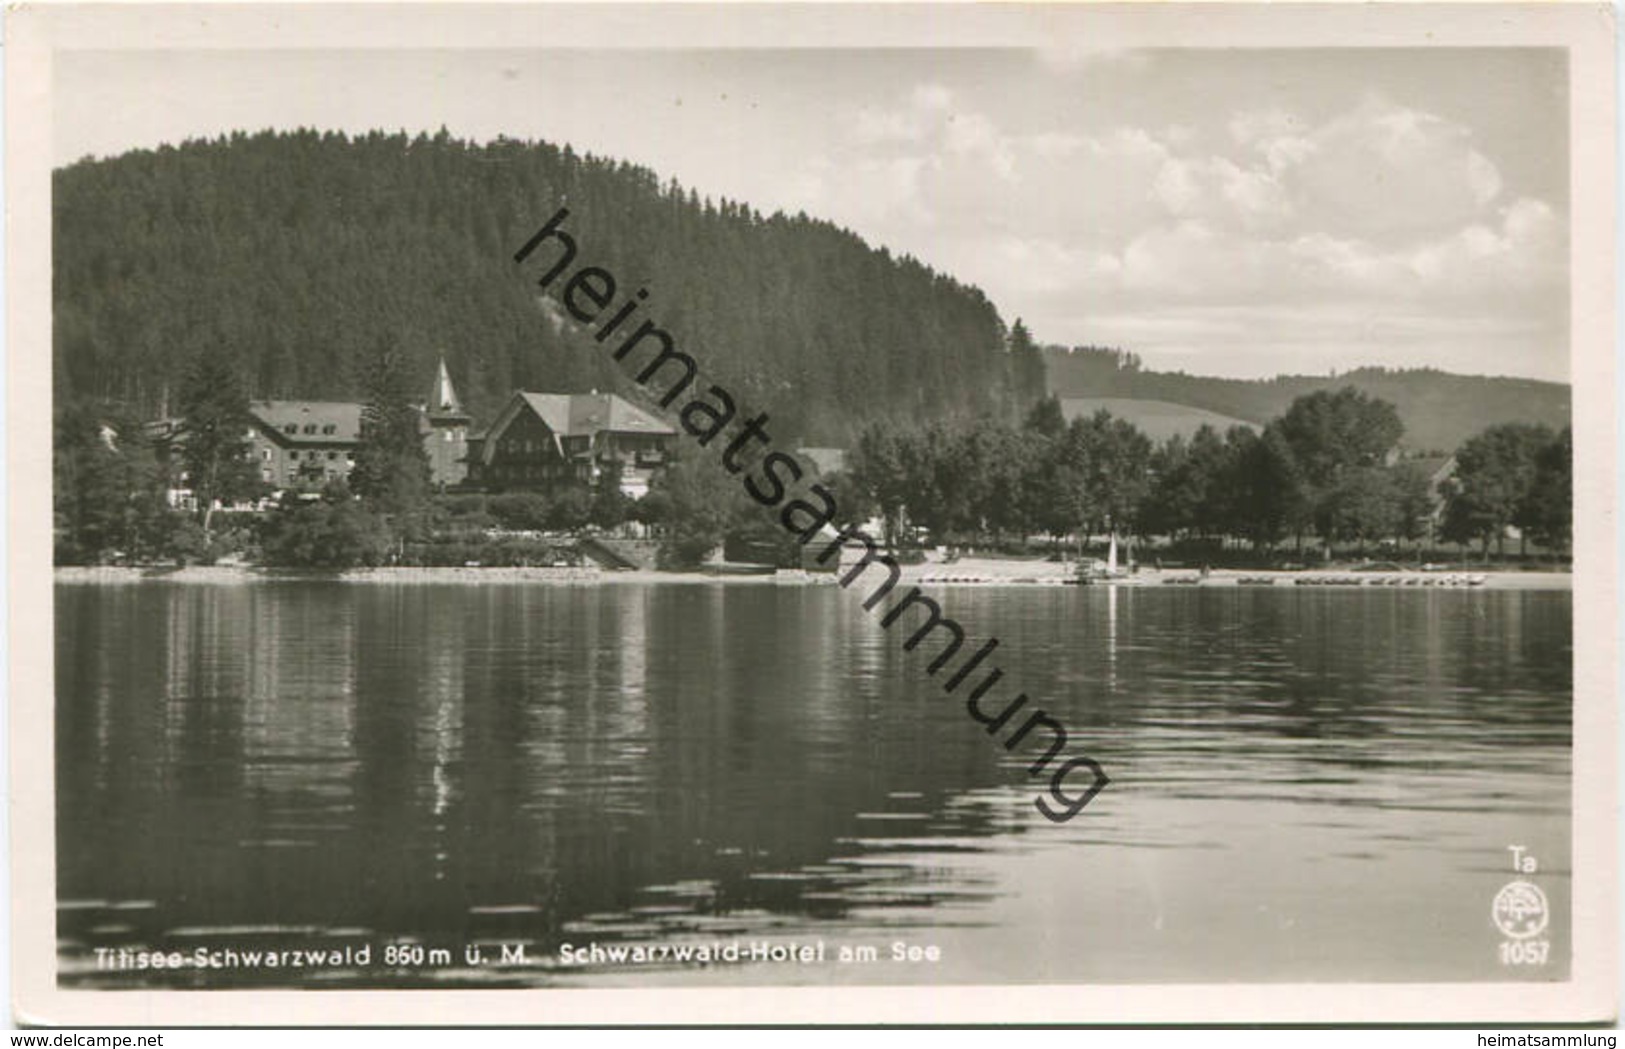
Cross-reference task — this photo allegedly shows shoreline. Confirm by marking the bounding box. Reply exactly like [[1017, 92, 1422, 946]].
[[53, 562, 1573, 590]]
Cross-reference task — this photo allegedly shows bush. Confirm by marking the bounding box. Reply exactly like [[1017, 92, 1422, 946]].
[[658, 529, 718, 570], [487, 492, 552, 531], [259, 499, 391, 569], [434, 493, 490, 517], [547, 488, 593, 532], [590, 483, 631, 530], [162, 514, 212, 565], [723, 519, 803, 567]]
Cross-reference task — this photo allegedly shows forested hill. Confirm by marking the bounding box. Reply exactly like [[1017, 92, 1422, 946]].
[[54, 129, 1031, 443], [1045, 347, 1570, 454]]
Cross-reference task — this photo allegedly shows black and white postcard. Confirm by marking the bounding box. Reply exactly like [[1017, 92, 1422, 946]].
[[7, 1, 1617, 1026]]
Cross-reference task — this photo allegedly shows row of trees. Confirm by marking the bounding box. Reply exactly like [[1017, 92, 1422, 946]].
[[840, 387, 1572, 560], [53, 350, 1574, 569], [1444, 423, 1572, 555]]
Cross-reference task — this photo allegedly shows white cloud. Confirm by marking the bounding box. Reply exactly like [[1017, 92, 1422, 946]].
[[1151, 155, 1293, 232], [1286, 95, 1505, 239], [779, 82, 1563, 380], [1229, 108, 1301, 146], [1102, 193, 1560, 307]]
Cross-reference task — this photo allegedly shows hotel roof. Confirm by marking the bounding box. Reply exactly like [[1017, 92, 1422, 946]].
[[249, 400, 364, 444], [513, 392, 676, 438]]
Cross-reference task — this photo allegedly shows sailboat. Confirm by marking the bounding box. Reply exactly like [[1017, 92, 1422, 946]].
[[1077, 533, 1130, 584]]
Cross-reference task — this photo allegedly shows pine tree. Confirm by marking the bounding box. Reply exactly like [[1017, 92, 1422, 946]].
[[1006, 318, 1047, 411], [177, 350, 259, 535], [350, 339, 431, 518]]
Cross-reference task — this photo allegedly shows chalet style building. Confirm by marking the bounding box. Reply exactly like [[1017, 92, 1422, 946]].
[[465, 391, 676, 498]]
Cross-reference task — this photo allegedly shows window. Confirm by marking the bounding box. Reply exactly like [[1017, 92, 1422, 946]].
[[304, 424, 317, 435], [261, 449, 272, 461], [327, 452, 337, 461], [346, 452, 354, 463], [289, 451, 299, 461], [322, 424, 336, 435], [284, 424, 297, 434]]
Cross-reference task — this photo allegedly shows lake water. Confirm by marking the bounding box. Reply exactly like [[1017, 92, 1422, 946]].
[[55, 580, 1572, 987]]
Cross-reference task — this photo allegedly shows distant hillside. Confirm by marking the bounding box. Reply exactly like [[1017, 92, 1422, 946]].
[[1045, 347, 1569, 453], [1059, 398, 1258, 444], [54, 129, 1030, 444]]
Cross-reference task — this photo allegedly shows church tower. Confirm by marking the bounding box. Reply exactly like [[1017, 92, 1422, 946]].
[[422, 356, 471, 489]]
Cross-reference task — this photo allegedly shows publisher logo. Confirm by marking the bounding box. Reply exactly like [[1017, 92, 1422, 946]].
[[1492, 880, 1549, 940]]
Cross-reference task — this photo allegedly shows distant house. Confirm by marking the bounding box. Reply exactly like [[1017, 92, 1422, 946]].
[[465, 391, 676, 498], [1401, 454, 1457, 496], [139, 416, 202, 510], [1391, 454, 1457, 536], [795, 447, 847, 477]]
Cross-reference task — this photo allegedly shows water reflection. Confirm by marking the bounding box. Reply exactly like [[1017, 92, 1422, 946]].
[[56, 583, 1571, 987]]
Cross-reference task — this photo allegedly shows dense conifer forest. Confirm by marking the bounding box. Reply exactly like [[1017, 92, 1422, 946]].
[[54, 128, 1035, 442], [51, 127, 1573, 570]]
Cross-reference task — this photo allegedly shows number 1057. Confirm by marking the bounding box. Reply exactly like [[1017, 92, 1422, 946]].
[[1499, 940, 1550, 965]]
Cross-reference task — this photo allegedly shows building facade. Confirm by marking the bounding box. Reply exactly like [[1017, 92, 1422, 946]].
[[466, 391, 676, 497], [246, 400, 364, 490]]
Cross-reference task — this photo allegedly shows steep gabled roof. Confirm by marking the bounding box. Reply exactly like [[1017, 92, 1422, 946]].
[[1396, 454, 1456, 484], [515, 393, 575, 436], [249, 401, 363, 444], [426, 357, 468, 418], [476, 391, 676, 466], [509, 391, 674, 439], [567, 393, 676, 437]]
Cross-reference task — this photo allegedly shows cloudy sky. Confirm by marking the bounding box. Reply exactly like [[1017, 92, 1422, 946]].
[[57, 47, 1569, 381]]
